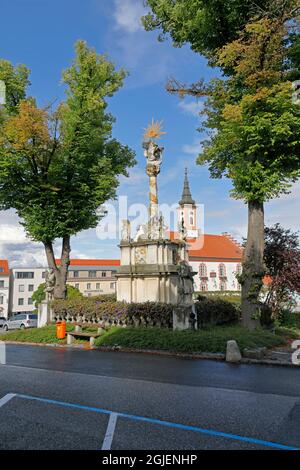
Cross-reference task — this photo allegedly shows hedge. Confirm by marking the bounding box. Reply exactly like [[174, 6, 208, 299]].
[[51, 298, 173, 328], [195, 298, 239, 328], [51, 296, 239, 330]]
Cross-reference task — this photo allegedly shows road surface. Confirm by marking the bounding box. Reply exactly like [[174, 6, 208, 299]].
[[0, 343, 299, 450]]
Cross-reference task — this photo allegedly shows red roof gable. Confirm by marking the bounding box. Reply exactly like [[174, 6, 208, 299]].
[[56, 259, 120, 267], [0, 260, 9, 276], [170, 232, 243, 261]]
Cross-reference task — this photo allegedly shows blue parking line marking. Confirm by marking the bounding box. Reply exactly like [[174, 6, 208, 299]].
[[16, 393, 300, 450]]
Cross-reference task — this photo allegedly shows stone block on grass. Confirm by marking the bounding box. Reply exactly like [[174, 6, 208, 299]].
[[226, 340, 242, 363]]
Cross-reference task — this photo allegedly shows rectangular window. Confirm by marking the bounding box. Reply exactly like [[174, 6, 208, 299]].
[[28, 284, 34, 292], [87, 283, 91, 290], [0, 280, 4, 288], [96, 283, 100, 290], [18, 298, 24, 306], [75, 283, 80, 290], [19, 285, 25, 293], [110, 283, 115, 290], [101, 272, 107, 278], [16, 272, 34, 279], [73, 271, 79, 278], [88, 271, 96, 278], [28, 298, 33, 305], [0, 296, 3, 305], [42, 271, 46, 279]]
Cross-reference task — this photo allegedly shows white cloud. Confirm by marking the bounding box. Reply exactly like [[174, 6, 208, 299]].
[[182, 139, 203, 156], [178, 100, 204, 117], [113, 0, 145, 34]]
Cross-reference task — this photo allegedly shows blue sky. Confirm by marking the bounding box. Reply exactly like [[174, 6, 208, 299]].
[[0, 0, 299, 266]]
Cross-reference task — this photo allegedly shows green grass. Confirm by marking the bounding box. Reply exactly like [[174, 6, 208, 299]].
[[0, 324, 74, 344], [94, 326, 285, 354], [1, 323, 288, 354]]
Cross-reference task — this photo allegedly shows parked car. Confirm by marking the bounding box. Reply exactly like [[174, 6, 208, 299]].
[[2, 314, 38, 331], [0, 317, 6, 328]]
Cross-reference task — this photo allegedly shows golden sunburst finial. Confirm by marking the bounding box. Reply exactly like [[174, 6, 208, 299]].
[[143, 119, 166, 142]]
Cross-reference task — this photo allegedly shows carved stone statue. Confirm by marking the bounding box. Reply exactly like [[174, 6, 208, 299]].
[[121, 219, 131, 242], [134, 224, 148, 242], [143, 141, 164, 177], [179, 218, 187, 241], [45, 268, 56, 301]]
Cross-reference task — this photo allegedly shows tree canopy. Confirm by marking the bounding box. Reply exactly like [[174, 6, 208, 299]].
[[143, 0, 273, 60], [198, 15, 300, 203], [0, 41, 136, 298]]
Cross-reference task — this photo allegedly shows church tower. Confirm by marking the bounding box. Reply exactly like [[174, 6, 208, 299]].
[[177, 169, 198, 238]]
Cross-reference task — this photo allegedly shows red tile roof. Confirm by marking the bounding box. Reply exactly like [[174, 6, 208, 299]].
[[56, 259, 120, 267], [170, 232, 243, 262], [0, 260, 9, 276]]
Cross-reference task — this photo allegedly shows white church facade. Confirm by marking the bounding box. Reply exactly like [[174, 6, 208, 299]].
[[172, 170, 243, 294]]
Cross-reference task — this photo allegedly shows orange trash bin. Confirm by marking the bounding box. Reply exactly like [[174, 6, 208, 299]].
[[56, 321, 66, 339]]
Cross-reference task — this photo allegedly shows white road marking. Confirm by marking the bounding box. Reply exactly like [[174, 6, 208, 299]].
[[0, 393, 16, 408], [101, 412, 118, 450]]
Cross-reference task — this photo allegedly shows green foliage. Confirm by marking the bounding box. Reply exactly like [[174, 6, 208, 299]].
[[32, 283, 82, 307], [195, 298, 239, 327], [32, 283, 46, 307], [0, 60, 30, 115], [199, 80, 300, 202], [52, 298, 173, 328], [95, 326, 285, 353], [0, 40, 135, 243], [195, 291, 241, 306], [143, 0, 269, 60]]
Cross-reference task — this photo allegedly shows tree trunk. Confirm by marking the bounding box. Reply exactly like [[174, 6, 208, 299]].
[[241, 201, 265, 329], [44, 236, 71, 300]]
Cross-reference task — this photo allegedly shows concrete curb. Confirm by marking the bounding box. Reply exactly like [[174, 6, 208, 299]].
[[1, 341, 297, 367], [2, 340, 86, 349]]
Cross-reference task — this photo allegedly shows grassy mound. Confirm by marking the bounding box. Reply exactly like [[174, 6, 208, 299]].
[[95, 326, 285, 354]]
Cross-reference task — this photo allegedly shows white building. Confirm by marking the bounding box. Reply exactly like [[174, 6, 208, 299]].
[[8, 260, 119, 316], [0, 260, 10, 318], [9, 267, 46, 315], [173, 170, 243, 293]]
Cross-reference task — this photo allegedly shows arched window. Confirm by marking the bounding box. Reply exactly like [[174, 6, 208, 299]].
[[220, 281, 227, 292], [199, 263, 207, 278], [189, 210, 194, 226], [219, 263, 226, 277]]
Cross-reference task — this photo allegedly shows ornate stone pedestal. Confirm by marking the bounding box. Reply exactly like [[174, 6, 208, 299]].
[[117, 239, 193, 304], [38, 300, 53, 328]]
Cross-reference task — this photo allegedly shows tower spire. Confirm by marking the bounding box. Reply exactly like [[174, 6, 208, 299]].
[[179, 168, 195, 205]]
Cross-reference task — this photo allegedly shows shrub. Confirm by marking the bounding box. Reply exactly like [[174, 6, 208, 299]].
[[51, 298, 173, 328], [195, 298, 239, 328], [33, 283, 82, 307]]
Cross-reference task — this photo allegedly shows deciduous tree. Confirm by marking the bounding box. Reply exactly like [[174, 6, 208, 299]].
[[0, 41, 135, 299], [143, 0, 300, 328]]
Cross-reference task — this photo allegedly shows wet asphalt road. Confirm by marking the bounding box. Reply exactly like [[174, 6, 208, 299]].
[[0, 343, 300, 450]]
